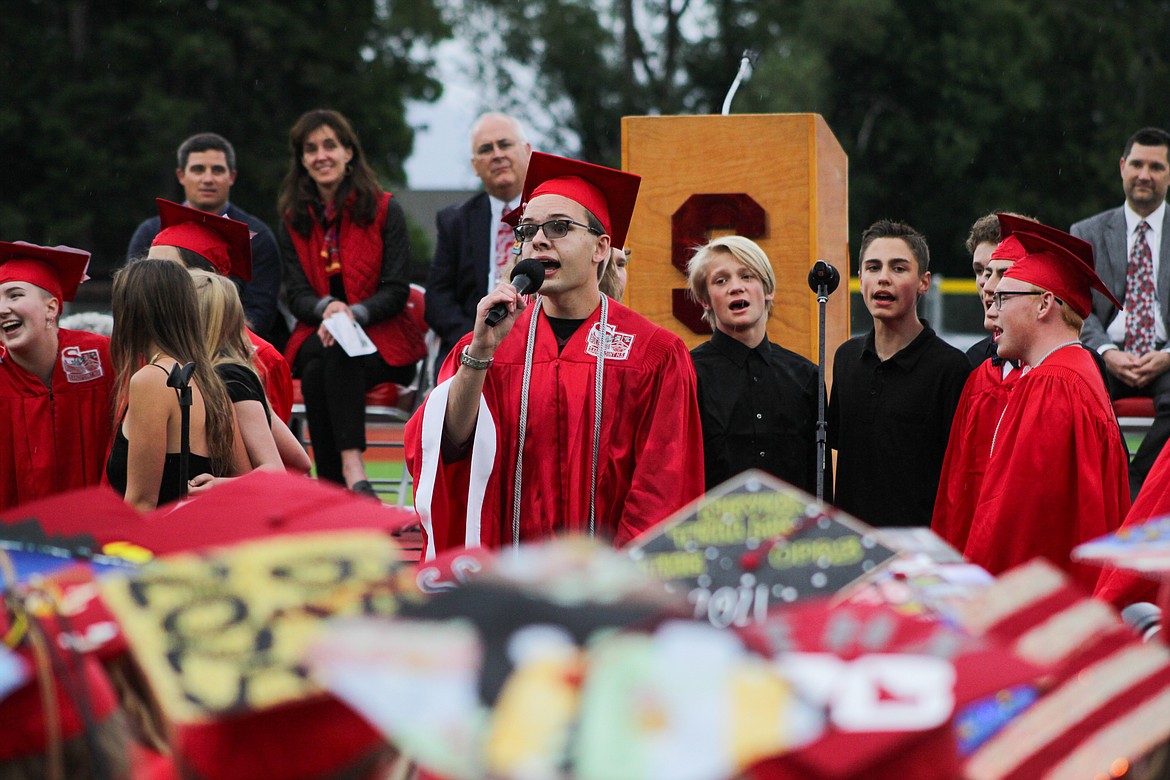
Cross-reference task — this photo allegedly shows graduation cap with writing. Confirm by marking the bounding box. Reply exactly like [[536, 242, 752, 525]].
[[1002, 220, 1122, 317], [0, 241, 91, 303], [99, 530, 413, 780], [521, 151, 641, 249], [740, 599, 1044, 780], [626, 470, 897, 625], [307, 539, 823, 780], [152, 197, 253, 281]]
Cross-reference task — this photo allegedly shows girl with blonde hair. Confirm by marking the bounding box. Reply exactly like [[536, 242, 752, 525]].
[[189, 270, 310, 478]]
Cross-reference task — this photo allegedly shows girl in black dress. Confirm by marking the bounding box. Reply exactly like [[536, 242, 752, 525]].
[[188, 270, 310, 487], [106, 260, 244, 510]]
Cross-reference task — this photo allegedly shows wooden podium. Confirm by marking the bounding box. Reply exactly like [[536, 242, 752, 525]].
[[621, 114, 850, 371]]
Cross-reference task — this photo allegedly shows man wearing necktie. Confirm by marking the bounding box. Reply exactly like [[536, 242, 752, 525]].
[[425, 113, 532, 377], [1073, 127, 1170, 497]]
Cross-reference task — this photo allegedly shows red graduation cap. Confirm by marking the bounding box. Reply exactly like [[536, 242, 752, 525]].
[[521, 151, 641, 249], [987, 213, 1036, 263], [152, 198, 253, 281], [0, 241, 91, 302], [997, 212, 1093, 267], [989, 234, 1027, 263], [139, 470, 416, 555], [0, 644, 120, 763], [1003, 225, 1122, 318]]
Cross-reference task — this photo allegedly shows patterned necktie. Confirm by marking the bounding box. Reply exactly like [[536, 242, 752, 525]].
[[491, 204, 514, 289], [1125, 220, 1156, 355]]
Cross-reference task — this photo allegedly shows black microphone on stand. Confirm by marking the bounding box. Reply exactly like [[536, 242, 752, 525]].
[[808, 260, 840, 503], [166, 362, 197, 499], [807, 260, 841, 299], [485, 259, 546, 327]]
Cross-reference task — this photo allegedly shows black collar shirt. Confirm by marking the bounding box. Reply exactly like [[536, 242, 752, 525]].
[[828, 323, 970, 527], [691, 329, 828, 496]]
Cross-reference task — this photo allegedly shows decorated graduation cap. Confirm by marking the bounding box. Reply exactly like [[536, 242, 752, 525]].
[[152, 198, 253, 281], [99, 530, 408, 780], [521, 151, 641, 249], [0, 241, 91, 303], [1002, 221, 1121, 318]]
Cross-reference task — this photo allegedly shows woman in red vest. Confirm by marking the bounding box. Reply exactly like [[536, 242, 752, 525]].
[[278, 109, 426, 496]]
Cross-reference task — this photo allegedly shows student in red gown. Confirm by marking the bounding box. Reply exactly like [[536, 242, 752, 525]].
[[964, 223, 1130, 589], [0, 242, 112, 509], [406, 152, 704, 559], [146, 198, 294, 424], [932, 216, 1029, 551]]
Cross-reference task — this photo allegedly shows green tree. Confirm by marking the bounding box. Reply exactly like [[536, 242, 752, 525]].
[[0, 0, 450, 278], [726, 0, 1170, 276], [443, 0, 709, 165], [440, 0, 1170, 279]]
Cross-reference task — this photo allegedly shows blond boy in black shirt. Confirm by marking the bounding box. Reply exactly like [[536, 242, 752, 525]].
[[687, 236, 826, 495]]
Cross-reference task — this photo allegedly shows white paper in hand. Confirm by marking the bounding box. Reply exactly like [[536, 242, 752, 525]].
[[325, 312, 377, 357]]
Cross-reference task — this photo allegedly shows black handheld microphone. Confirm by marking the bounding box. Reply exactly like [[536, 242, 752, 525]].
[[1122, 602, 1163, 643], [485, 259, 546, 327], [807, 260, 841, 295]]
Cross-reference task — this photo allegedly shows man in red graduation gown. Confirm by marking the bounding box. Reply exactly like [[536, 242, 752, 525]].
[[932, 217, 1029, 551], [964, 224, 1130, 590], [0, 242, 113, 509], [406, 152, 704, 559], [147, 198, 294, 422]]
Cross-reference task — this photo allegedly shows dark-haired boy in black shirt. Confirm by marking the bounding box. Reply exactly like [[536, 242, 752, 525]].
[[828, 220, 969, 527]]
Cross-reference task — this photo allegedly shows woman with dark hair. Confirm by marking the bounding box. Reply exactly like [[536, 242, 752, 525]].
[[105, 259, 246, 510], [278, 109, 426, 496]]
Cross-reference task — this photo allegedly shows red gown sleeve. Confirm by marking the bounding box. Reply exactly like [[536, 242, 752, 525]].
[[1094, 444, 1170, 608], [614, 333, 705, 545], [248, 331, 294, 423], [404, 340, 503, 559]]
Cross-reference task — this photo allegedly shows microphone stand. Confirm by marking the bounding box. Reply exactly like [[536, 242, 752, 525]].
[[807, 261, 840, 502], [167, 362, 197, 499], [721, 50, 759, 115]]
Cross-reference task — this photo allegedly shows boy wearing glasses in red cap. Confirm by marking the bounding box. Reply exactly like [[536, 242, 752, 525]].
[[0, 242, 113, 509], [407, 152, 704, 558], [965, 222, 1130, 588]]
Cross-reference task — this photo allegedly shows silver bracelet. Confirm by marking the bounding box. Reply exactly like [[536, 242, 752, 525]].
[[459, 344, 493, 370]]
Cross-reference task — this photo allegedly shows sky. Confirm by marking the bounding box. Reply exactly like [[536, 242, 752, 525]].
[[402, 50, 481, 190], [403, 40, 556, 190]]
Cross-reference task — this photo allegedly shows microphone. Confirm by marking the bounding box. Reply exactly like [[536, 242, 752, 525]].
[[485, 259, 546, 327], [1122, 602, 1162, 643], [807, 260, 841, 296]]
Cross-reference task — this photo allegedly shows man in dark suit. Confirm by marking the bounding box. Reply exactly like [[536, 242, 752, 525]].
[[127, 132, 285, 348], [424, 113, 531, 374], [1073, 126, 1170, 496]]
